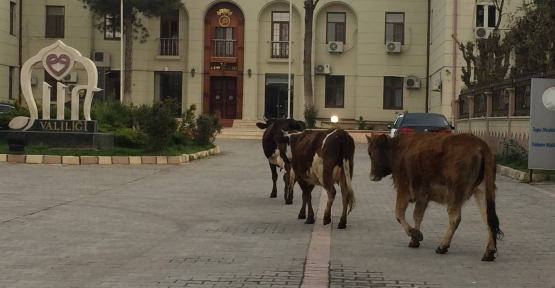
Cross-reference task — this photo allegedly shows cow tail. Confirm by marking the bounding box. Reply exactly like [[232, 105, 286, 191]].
[[342, 134, 356, 214], [482, 146, 504, 245]]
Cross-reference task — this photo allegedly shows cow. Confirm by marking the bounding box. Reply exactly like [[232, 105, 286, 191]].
[[274, 128, 356, 229], [256, 118, 306, 204], [366, 132, 504, 261]]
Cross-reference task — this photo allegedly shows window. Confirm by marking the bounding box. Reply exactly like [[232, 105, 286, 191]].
[[104, 14, 120, 40], [327, 12, 346, 43], [476, 4, 497, 28], [385, 12, 404, 44], [383, 76, 403, 109], [10, 2, 16, 35], [160, 9, 179, 56], [46, 6, 65, 38], [271, 12, 289, 58], [154, 72, 183, 116], [214, 27, 233, 57], [9, 67, 14, 100], [325, 76, 345, 108]]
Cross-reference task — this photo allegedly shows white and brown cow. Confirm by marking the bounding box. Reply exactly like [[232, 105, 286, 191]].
[[256, 118, 306, 204], [274, 128, 356, 229], [366, 132, 503, 261]]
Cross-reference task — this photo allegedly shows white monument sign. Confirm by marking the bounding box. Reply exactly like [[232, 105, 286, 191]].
[[528, 78, 555, 170]]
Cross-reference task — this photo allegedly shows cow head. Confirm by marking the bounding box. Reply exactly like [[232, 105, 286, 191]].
[[273, 129, 302, 164], [366, 134, 393, 181]]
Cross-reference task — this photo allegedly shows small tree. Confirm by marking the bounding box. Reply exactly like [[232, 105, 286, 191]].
[[80, 0, 183, 104]]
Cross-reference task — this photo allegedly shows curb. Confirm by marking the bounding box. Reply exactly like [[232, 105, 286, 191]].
[[497, 164, 555, 182], [0, 146, 221, 165]]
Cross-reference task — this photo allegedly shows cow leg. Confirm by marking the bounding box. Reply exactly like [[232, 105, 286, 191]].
[[284, 163, 294, 205], [323, 185, 336, 226], [298, 180, 315, 224], [436, 203, 462, 254], [409, 199, 428, 248], [269, 163, 278, 198], [474, 188, 497, 261], [395, 188, 420, 241]]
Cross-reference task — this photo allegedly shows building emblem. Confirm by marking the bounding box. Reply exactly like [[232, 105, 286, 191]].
[[217, 8, 232, 27]]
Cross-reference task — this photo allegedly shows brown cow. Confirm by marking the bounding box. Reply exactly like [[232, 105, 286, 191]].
[[256, 118, 306, 204], [274, 128, 356, 229], [366, 132, 503, 261]]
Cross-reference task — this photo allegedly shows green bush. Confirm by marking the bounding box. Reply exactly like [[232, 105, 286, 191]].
[[357, 116, 367, 130], [179, 103, 197, 132], [0, 101, 30, 129], [91, 93, 133, 128], [303, 104, 319, 129], [498, 139, 528, 166], [193, 113, 222, 146], [112, 127, 148, 149], [170, 131, 192, 148], [142, 99, 179, 152]]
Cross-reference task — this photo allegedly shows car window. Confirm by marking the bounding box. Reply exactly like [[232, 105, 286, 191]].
[[393, 115, 403, 129], [401, 114, 449, 126], [0, 105, 12, 113]]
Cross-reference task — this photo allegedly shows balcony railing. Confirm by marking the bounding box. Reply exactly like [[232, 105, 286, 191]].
[[213, 39, 235, 57], [159, 38, 179, 56], [271, 41, 289, 58]]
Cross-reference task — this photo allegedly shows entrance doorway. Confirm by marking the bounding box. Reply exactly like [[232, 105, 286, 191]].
[[210, 77, 237, 119], [265, 74, 294, 119]]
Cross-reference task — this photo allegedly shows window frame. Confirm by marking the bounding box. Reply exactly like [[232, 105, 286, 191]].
[[104, 14, 121, 40], [476, 4, 497, 28], [45, 5, 65, 39], [10, 2, 16, 36], [384, 12, 405, 44], [214, 27, 234, 57], [8, 67, 14, 100], [383, 76, 404, 110], [325, 75, 345, 108], [271, 11, 290, 58], [326, 12, 346, 44]]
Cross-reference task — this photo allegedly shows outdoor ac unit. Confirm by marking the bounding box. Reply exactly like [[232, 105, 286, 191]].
[[474, 27, 491, 39], [328, 41, 344, 53], [93, 51, 111, 67], [62, 72, 78, 83], [30, 75, 37, 86], [385, 41, 401, 53], [315, 64, 331, 74], [432, 79, 442, 92], [405, 76, 421, 89], [67, 84, 78, 93]]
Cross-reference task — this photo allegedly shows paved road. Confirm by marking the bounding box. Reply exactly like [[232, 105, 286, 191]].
[[0, 139, 554, 287]]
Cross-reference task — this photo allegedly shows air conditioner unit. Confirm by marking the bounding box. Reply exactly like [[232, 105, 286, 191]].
[[62, 72, 78, 83], [30, 75, 38, 86], [385, 41, 401, 53], [67, 84, 78, 93], [315, 64, 331, 75], [93, 51, 111, 67], [474, 27, 491, 39], [328, 41, 344, 53], [432, 79, 442, 92], [405, 76, 421, 89]]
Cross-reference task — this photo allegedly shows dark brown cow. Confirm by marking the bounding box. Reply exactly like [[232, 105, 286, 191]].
[[274, 128, 356, 229], [256, 118, 306, 204], [366, 132, 503, 261]]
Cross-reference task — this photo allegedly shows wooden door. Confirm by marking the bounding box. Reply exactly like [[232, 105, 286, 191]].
[[210, 77, 237, 119]]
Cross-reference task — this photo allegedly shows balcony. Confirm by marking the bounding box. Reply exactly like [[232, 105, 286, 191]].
[[271, 41, 289, 59], [213, 39, 235, 57], [159, 38, 179, 56]]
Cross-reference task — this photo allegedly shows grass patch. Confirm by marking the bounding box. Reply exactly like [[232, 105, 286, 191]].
[[496, 157, 555, 176], [0, 142, 215, 157]]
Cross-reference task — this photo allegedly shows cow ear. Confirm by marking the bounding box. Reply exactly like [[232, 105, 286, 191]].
[[296, 121, 306, 131], [274, 134, 289, 144], [365, 134, 373, 143], [376, 134, 388, 147]]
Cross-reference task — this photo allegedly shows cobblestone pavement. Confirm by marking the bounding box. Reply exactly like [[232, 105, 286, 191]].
[[0, 139, 554, 287]]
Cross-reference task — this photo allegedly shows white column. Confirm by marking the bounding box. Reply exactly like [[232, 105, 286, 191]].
[[42, 82, 51, 119], [57, 82, 67, 120]]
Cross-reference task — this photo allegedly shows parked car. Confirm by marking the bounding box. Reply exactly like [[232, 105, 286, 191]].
[[393, 112, 453, 137], [0, 104, 14, 113], [388, 114, 404, 137]]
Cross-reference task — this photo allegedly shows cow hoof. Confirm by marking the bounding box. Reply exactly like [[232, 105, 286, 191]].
[[337, 222, 346, 229], [323, 217, 331, 225], [409, 228, 424, 242], [408, 238, 420, 248], [435, 246, 449, 254], [285, 199, 293, 205], [305, 217, 315, 224], [270, 193, 277, 198], [481, 250, 496, 262], [298, 214, 306, 219]]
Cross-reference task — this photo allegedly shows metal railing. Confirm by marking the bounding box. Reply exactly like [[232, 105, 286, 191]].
[[459, 95, 469, 119], [514, 81, 531, 116], [271, 41, 289, 58], [474, 93, 487, 117], [213, 39, 235, 57], [159, 38, 179, 56]]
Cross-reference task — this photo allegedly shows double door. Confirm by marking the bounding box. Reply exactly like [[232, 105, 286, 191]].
[[210, 77, 237, 119]]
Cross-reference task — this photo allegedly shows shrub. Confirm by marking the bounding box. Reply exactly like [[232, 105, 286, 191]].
[[357, 116, 367, 130], [112, 127, 148, 149], [193, 113, 222, 146], [142, 99, 179, 152], [179, 103, 197, 132], [303, 104, 319, 129], [170, 131, 192, 148], [91, 93, 133, 128], [499, 139, 528, 164], [0, 101, 30, 130], [131, 104, 151, 131]]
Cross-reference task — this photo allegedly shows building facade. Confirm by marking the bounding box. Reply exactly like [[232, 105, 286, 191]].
[[1, 0, 521, 124]]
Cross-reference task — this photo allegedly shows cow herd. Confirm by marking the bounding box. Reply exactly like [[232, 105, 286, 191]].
[[256, 118, 504, 261]]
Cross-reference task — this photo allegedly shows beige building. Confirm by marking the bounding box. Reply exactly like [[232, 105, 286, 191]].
[[1, 0, 522, 124]]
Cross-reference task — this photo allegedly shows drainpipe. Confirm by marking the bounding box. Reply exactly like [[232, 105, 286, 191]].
[[451, 0, 458, 124], [425, 0, 431, 112], [18, 0, 23, 104]]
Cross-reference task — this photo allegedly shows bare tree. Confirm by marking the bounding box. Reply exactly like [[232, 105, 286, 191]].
[[303, 0, 319, 108]]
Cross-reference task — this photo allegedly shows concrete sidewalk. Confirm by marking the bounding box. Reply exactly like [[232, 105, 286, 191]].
[[0, 138, 553, 287]]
